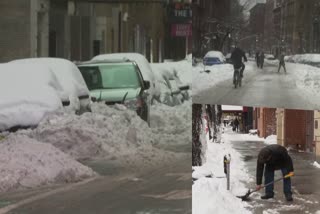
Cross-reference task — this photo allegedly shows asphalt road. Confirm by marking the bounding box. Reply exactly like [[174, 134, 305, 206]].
[[193, 63, 318, 110], [230, 137, 320, 214], [0, 150, 191, 214]]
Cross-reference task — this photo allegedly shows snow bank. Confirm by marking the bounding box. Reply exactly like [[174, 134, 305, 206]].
[[264, 135, 277, 145], [193, 61, 256, 95], [0, 135, 95, 193], [0, 63, 64, 131], [193, 64, 233, 94], [192, 131, 253, 214], [151, 58, 191, 86], [150, 100, 191, 147], [285, 54, 320, 67], [22, 103, 184, 170], [312, 161, 320, 168]]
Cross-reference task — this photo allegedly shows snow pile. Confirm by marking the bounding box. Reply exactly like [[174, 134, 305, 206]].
[[286, 63, 320, 97], [264, 135, 277, 145], [193, 64, 233, 93], [150, 100, 191, 147], [285, 54, 320, 67], [204, 51, 226, 62], [193, 61, 256, 95], [0, 63, 64, 131], [23, 103, 181, 169], [151, 58, 191, 86], [192, 131, 253, 214], [312, 161, 320, 169], [0, 135, 95, 193], [249, 129, 258, 135]]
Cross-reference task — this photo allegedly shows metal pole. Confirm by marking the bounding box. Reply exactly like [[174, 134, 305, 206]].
[[224, 154, 231, 190]]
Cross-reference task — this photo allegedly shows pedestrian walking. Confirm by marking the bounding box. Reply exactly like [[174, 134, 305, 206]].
[[256, 144, 294, 201], [234, 118, 239, 132], [259, 51, 265, 69], [278, 53, 287, 73], [255, 51, 260, 68]]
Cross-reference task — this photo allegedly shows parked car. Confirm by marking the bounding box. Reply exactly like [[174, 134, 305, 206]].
[[10, 58, 91, 114], [77, 59, 151, 125], [158, 74, 190, 106], [91, 53, 160, 104], [0, 63, 65, 132], [203, 51, 226, 66]]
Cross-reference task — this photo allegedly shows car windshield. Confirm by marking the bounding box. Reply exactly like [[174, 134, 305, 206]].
[[204, 57, 221, 63], [79, 64, 141, 90]]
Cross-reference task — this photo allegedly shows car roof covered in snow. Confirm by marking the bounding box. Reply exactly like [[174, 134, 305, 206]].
[[0, 63, 63, 131], [10, 58, 90, 98], [204, 51, 226, 62]]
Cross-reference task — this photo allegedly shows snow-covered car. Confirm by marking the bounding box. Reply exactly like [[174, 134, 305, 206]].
[[91, 53, 160, 104], [0, 63, 65, 132], [10, 58, 91, 114], [159, 75, 190, 106], [77, 59, 151, 125], [203, 51, 226, 66]]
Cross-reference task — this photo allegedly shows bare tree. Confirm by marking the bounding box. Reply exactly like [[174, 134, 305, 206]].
[[192, 104, 203, 166]]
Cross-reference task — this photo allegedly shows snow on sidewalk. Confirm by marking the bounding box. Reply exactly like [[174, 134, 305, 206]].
[[192, 130, 254, 214], [0, 135, 95, 193]]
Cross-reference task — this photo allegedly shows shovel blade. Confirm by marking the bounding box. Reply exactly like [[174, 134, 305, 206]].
[[237, 189, 252, 201]]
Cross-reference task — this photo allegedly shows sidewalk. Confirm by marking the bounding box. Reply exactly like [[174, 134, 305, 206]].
[[230, 132, 320, 214]]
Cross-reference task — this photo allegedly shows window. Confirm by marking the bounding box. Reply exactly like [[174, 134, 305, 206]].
[[316, 120, 319, 129]]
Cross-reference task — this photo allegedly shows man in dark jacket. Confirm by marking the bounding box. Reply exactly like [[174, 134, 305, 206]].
[[231, 46, 247, 80], [259, 51, 265, 69], [256, 144, 294, 201]]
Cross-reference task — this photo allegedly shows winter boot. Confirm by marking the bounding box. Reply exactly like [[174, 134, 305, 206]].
[[285, 194, 293, 202], [261, 194, 274, 200]]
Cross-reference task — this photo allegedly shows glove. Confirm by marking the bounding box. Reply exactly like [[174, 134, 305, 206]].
[[256, 185, 262, 191]]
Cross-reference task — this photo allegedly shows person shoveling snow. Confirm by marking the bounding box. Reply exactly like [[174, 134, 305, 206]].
[[254, 145, 294, 201]]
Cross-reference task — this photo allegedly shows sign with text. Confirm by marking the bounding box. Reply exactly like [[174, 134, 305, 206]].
[[168, 3, 192, 23], [171, 24, 192, 37]]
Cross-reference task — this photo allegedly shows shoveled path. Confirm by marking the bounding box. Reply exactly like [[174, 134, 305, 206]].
[[230, 134, 320, 214]]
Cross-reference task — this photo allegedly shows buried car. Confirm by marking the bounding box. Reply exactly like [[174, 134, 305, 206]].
[[91, 53, 160, 104], [77, 59, 151, 125], [10, 58, 91, 114], [203, 51, 226, 66], [0, 63, 65, 132]]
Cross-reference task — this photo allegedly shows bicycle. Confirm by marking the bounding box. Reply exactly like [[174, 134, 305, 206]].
[[233, 67, 242, 88]]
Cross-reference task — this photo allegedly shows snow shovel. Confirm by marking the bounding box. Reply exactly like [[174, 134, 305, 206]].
[[237, 172, 294, 201]]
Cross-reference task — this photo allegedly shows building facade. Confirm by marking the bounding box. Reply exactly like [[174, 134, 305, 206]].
[[0, 0, 172, 62]]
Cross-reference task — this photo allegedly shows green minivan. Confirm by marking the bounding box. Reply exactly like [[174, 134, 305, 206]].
[[77, 60, 151, 125]]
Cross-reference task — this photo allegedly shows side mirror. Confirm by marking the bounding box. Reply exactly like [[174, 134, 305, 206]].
[[143, 80, 150, 90], [179, 85, 190, 91], [91, 97, 97, 102]]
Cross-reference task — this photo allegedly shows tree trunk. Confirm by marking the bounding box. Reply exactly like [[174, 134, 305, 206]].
[[192, 104, 203, 166]]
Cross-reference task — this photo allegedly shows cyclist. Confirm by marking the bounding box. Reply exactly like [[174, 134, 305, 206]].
[[231, 45, 248, 84]]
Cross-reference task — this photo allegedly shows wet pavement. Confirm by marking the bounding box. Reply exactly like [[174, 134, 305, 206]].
[[0, 145, 191, 214], [230, 135, 320, 214]]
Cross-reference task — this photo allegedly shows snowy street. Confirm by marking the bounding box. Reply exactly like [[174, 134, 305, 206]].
[[0, 154, 190, 214], [193, 127, 320, 214], [193, 60, 320, 110]]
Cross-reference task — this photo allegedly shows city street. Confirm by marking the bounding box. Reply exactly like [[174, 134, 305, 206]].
[[231, 135, 320, 214], [193, 61, 320, 110], [0, 153, 191, 214]]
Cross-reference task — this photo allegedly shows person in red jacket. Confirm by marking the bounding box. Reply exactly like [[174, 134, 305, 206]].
[[256, 144, 294, 201]]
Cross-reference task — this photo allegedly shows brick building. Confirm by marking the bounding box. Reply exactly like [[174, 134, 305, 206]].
[[254, 107, 277, 138], [276, 109, 314, 152]]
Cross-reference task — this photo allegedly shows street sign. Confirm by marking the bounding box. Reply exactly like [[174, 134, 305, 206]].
[[171, 24, 192, 37]]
